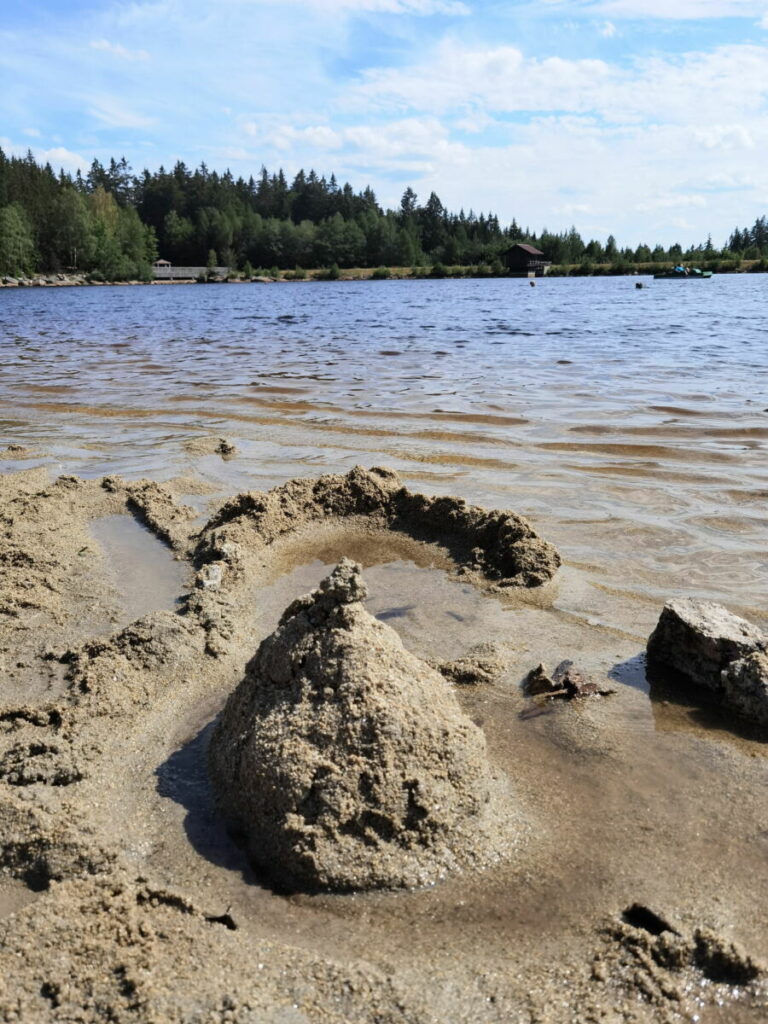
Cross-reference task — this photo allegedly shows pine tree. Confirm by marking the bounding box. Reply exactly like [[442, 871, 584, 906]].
[[0, 203, 36, 276]]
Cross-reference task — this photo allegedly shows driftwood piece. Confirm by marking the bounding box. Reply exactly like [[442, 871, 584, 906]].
[[524, 660, 616, 701]]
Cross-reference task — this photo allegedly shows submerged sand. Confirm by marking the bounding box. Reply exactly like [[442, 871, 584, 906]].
[[0, 465, 765, 1023]]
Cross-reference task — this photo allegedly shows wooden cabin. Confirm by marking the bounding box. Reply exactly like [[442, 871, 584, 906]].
[[503, 243, 551, 277]]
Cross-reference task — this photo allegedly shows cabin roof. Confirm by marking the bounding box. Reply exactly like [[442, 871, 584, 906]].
[[509, 243, 545, 257]]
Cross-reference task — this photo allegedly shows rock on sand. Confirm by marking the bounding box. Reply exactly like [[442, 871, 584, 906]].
[[647, 598, 768, 725], [208, 559, 494, 892], [722, 652, 768, 725]]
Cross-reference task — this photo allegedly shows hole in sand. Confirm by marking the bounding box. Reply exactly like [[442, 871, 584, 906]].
[[622, 902, 678, 936], [21, 863, 52, 893], [90, 515, 188, 627], [693, 933, 761, 985]]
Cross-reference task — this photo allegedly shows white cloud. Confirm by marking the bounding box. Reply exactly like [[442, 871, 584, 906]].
[[252, 117, 449, 162], [389, 116, 768, 244], [545, 0, 768, 18], [306, 125, 342, 148], [217, 146, 254, 161], [692, 123, 756, 148], [351, 40, 768, 129], [453, 111, 498, 133], [246, 104, 768, 245], [555, 202, 593, 215], [279, 125, 343, 149], [90, 39, 150, 61], [267, 0, 470, 12], [635, 194, 708, 212], [4, 0, 767, 248], [346, 117, 448, 155], [2, 144, 89, 174], [37, 147, 89, 173], [353, 43, 612, 116], [88, 98, 157, 129], [22, 128, 41, 138]]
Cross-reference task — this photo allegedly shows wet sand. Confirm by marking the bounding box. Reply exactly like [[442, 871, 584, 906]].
[[0, 279, 767, 1021], [0, 466, 764, 1023]]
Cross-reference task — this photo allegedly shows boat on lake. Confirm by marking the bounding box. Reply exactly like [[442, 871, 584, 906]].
[[653, 267, 712, 279]]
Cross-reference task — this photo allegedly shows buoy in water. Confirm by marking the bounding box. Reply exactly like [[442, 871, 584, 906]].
[[635, 282, 643, 289], [529, 280, 536, 287]]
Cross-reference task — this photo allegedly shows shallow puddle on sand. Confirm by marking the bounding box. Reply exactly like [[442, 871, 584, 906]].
[[252, 556, 498, 664], [89, 515, 188, 627]]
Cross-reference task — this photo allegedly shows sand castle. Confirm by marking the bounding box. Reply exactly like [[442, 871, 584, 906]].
[[208, 559, 495, 891]]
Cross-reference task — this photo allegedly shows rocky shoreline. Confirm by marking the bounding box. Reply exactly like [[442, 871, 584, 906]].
[[0, 274, 206, 288]]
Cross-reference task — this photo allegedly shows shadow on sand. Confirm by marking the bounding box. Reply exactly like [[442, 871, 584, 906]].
[[610, 652, 767, 745], [155, 721, 253, 878], [155, 720, 307, 895]]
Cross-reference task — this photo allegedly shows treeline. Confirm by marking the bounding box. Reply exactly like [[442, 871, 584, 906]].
[[1, 148, 767, 279]]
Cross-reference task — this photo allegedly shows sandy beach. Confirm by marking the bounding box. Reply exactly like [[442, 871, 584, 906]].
[[0, 278, 766, 1022], [0, 459, 764, 1023]]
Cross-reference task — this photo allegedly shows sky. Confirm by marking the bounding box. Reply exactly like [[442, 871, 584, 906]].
[[2, 0, 768, 247]]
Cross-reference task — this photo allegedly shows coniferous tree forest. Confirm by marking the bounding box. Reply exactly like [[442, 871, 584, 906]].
[[0, 148, 766, 280]]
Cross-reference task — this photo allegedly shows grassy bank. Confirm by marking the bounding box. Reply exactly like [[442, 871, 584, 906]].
[[245, 257, 768, 281]]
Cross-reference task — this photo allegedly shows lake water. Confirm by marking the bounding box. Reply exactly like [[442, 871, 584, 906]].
[[1, 275, 767, 637]]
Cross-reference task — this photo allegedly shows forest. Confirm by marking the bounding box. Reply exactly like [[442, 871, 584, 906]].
[[1, 148, 767, 280]]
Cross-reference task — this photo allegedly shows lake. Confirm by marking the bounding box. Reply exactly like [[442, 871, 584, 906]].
[[1, 274, 767, 636], [3, 274, 768, 1024]]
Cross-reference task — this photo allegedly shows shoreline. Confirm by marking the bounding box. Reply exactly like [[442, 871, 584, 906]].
[[2, 258, 767, 290]]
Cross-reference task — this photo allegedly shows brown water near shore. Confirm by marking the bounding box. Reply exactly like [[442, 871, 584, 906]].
[[0, 278, 766, 1022]]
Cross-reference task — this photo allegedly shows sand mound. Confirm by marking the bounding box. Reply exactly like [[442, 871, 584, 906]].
[[200, 465, 560, 589], [208, 559, 495, 892], [182, 435, 238, 459]]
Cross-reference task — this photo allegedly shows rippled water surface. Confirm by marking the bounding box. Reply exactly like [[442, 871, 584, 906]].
[[1, 276, 767, 634]]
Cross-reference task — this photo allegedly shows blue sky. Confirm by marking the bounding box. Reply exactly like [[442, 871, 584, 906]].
[[2, 0, 768, 246]]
